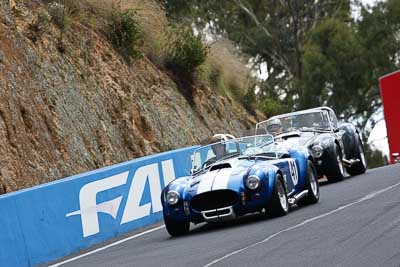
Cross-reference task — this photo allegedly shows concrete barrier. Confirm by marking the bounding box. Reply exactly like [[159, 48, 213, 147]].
[[0, 146, 198, 267]]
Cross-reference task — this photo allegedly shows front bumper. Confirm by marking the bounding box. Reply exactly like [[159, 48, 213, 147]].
[[163, 189, 271, 223], [201, 206, 236, 222]]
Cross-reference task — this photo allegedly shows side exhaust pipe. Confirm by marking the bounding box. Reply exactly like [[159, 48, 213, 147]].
[[288, 190, 308, 205]]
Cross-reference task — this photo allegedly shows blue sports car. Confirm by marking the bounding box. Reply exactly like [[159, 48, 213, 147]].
[[161, 134, 320, 236]]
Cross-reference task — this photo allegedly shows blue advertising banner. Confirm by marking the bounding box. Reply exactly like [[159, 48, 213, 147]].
[[0, 146, 198, 267]]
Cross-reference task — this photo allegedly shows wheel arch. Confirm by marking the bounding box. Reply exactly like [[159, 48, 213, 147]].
[[288, 147, 311, 190], [338, 123, 359, 159], [334, 139, 343, 156], [266, 167, 284, 199]]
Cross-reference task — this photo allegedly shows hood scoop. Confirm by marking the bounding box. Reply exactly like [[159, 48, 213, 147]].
[[210, 163, 232, 172], [276, 132, 301, 139], [190, 180, 200, 188]]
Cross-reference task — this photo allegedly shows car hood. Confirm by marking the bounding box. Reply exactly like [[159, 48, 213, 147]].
[[275, 131, 318, 150], [188, 158, 254, 196]]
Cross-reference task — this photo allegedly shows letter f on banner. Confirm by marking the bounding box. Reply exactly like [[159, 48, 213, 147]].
[[66, 172, 128, 237]]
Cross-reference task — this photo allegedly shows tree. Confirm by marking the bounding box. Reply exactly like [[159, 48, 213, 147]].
[[300, 18, 368, 117], [159, 0, 400, 129], [301, 0, 400, 130]]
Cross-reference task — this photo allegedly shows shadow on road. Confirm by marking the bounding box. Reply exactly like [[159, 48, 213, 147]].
[[167, 203, 312, 239]]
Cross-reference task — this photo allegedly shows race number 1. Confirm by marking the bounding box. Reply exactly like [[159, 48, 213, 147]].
[[289, 159, 298, 186]]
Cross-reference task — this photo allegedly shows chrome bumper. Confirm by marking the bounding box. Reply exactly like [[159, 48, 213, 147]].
[[201, 206, 236, 222]]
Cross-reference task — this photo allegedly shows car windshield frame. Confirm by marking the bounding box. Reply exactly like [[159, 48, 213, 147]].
[[256, 109, 334, 135], [191, 134, 278, 174]]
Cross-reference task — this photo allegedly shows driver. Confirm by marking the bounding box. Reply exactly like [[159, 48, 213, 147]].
[[200, 136, 229, 169], [210, 136, 227, 160], [266, 118, 283, 136]]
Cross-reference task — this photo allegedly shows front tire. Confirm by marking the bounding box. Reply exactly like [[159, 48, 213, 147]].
[[347, 137, 367, 175], [326, 144, 344, 182], [164, 214, 190, 237], [299, 160, 320, 205], [266, 174, 289, 217]]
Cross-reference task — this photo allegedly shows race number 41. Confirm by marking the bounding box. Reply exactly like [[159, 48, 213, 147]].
[[288, 159, 298, 186]]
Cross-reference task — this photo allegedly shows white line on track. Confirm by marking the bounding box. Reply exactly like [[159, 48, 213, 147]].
[[203, 180, 400, 267], [49, 225, 165, 267]]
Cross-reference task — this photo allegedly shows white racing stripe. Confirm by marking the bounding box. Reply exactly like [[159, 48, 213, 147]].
[[203, 181, 400, 267], [48, 225, 165, 267], [211, 169, 231, 191], [197, 172, 215, 194]]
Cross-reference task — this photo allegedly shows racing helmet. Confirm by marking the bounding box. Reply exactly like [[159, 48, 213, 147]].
[[266, 118, 283, 135], [209, 135, 227, 157], [211, 133, 236, 141]]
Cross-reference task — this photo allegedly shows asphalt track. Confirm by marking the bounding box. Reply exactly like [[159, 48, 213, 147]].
[[52, 164, 400, 267]]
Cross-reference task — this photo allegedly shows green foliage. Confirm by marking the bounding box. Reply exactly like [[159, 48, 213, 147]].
[[300, 19, 367, 114], [242, 88, 257, 116], [37, 9, 51, 24], [45, 0, 86, 26], [158, 0, 194, 21], [364, 144, 388, 169], [198, 59, 255, 114], [46, 0, 87, 52], [160, 0, 351, 83], [28, 9, 50, 42], [301, 1, 400, 129], [164, 26, 208, 77], [260, 98, 287, 118], [387, 0, 400, 24], [160, 0, 400, 130], [106, 9, 144, 63], [48, 2, 64, 28], [207, 64, 223, 90], [47, 1, 66, 29], [198, 63, 225, 93]]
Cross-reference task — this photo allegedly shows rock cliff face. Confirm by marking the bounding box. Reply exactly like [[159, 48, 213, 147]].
[[0, 1, 258, 193]]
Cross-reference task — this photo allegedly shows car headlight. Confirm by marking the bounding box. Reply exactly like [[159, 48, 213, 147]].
[[246, 175, 261, 190], [166, 190, 180, 205], [312, 145, 323, 158]]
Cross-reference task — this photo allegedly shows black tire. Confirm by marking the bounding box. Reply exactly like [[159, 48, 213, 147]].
[[163, 214, 190, 237], [299, 160, 320, 205], [347, 137, 367, 175], [266, 174, 289, 217], [326, 144, 344, 182]]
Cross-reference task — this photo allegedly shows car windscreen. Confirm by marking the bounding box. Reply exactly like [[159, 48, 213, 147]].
[[191, 134, 276, 173], [257, 111, 331, 135]]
